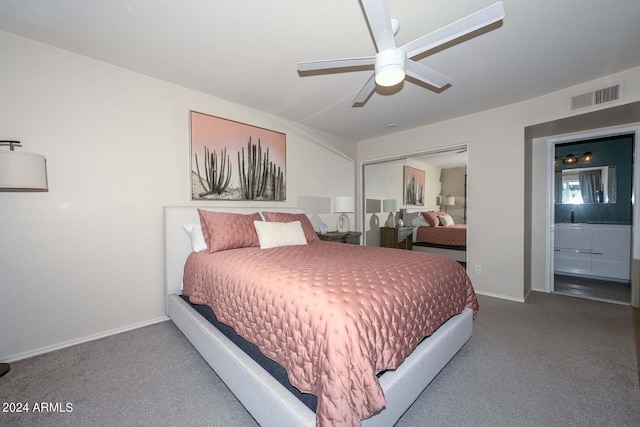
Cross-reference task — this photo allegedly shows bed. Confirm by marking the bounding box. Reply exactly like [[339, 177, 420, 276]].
[[404, 210, 467, 264], [164, 206, 476, 427]]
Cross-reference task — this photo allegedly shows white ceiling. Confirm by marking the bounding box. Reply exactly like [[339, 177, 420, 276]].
[[1, 0, 639, 142], [414, 148, 467, 169]]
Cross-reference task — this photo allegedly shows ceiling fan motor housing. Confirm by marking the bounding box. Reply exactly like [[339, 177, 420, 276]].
[[375, 49, 406, 87]]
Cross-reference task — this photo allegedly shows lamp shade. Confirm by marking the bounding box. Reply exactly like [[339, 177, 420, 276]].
[[446, 196, 455, 206], [0, 150, 48, 191], [365, 198, 382, 214], [383, 199, 398, 212], [334, 196, 354, 213]]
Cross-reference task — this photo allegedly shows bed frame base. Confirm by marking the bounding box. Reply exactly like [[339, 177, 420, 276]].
[[168, 294, 472, 427]]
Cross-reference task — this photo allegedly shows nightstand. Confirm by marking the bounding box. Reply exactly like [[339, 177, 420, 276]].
[[317, 231, 362, 245], [380, 226, 413, 250]]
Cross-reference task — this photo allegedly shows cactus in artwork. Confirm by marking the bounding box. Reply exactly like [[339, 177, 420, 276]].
[[269, 163, 285, 201], [405, 173, 424, 205], [195, 146, 232, 195], [237, 137, 286, 200], [238, 137, 270, 200], [406, 173, 416, 205]]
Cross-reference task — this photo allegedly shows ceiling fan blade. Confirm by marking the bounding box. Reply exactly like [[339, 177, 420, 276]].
[[353, 73, 376, 104], [361, 0, 396, 51], [405, 60, 452, 89], [400, 1, 505, 59], [297, 56, 375, 72]]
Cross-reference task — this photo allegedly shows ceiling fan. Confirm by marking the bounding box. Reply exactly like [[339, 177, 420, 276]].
[[297, 0, 505, 105]]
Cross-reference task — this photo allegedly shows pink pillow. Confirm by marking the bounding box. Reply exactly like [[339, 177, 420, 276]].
[[421, 211, 440, 227], [262, 212, 319, 242], [198, 210, 262, 253]]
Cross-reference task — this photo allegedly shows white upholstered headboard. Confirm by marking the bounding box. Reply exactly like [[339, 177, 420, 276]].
[[163, 206, 303, 311]]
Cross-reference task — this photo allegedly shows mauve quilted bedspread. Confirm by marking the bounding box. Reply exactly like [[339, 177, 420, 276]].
[[416, 224, 467, 247], [183, 241, 478, 427]]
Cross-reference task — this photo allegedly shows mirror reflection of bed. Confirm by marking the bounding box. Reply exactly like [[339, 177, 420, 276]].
[[362, 145, 467, 266], [405, 210, 466, 265]]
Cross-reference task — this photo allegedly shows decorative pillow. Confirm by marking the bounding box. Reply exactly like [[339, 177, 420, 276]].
[[438, 214, 455, 226], [254, 221, 308, 249], [197, 209, 261, 253], [421, 211, 440, 227], [262, 212, 320, 242], [411, 215, 430, 227], [183, 224, 207, 252]]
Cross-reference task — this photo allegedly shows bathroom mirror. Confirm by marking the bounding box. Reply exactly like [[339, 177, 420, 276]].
[[555, 166, 617, 204]]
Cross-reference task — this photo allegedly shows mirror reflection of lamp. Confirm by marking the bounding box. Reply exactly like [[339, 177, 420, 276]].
[[445, 195, 455, 213], [365, 199, 382, 228], [383, 199, 398, 227], [334, 196, 354, 233]]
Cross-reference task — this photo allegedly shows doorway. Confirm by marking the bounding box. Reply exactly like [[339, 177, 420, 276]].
[[547, 128, 637, 305]]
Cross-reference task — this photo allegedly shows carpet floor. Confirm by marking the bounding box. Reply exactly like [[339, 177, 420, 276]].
[[1, 292, 639, 427]]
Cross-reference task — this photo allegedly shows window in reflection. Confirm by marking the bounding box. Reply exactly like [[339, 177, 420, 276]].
[[556, 166, 616, 204]]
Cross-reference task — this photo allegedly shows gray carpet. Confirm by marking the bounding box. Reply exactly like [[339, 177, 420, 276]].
[[1, 292, 638, 427]]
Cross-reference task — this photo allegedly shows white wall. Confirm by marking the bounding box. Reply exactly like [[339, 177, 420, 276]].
[[0, 31, 355, 361], [358, 66, 640, 302]]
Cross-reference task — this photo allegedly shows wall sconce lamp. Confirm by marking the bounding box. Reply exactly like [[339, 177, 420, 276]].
[[556, 152, 593, 165], [0, 140, 48, 192], [334, 196, 354, 232]]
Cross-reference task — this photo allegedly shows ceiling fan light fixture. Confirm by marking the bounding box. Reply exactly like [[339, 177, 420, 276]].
[[375, 49, 406, 87]]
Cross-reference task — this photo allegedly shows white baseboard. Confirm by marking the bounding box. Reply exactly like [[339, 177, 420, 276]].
[[474, 290, 525, 303], [1, 316, 169, 363], [523, 288, 533, 301]]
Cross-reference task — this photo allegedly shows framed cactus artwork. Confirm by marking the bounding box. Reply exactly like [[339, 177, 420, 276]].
[[403, 166, 425, 206], [190, 111, 286, 201]]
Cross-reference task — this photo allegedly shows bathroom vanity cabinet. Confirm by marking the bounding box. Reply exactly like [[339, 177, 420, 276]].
[[554, 223, 631, 281]]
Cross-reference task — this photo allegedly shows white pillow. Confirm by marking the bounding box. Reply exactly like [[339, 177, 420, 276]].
[[438, 214, 455, 226], [183, 224, 208, 252], [253, 220, 308, 249], [411, 215, 430, 227]]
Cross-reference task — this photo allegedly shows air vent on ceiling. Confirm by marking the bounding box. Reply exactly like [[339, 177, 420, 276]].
[[569, 83, 622, 112]]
